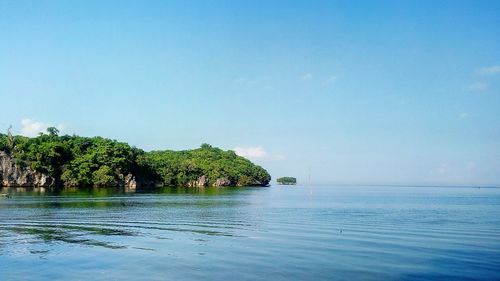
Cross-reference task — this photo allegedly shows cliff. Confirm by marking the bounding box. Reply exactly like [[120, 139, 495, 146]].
[[186, 175, 268, 187], [0, 151, 56, 187]]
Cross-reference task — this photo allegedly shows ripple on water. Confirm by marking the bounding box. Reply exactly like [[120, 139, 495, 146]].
[[0, 186, 500, 281]]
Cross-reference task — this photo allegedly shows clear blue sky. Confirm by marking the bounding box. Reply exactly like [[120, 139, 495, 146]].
[[1, 0, 499, 185]]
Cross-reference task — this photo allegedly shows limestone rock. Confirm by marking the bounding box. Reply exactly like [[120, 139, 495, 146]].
[[187, 175, 208, 187], [0, 151, 56, 187], [213, 178, 232, 186], [124, 173, 137, 189]]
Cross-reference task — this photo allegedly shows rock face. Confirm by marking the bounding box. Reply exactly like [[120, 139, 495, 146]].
[[118, 173, 138, 189], [184, 176, 269, 187], [187, 175, 208, 187], [186, 176, 234, 187], [0, 152, 56, 187], [213, 178, 232, 186]]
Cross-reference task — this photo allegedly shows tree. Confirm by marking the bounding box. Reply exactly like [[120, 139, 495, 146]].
[[47, 127, 59, 136], [144, 144, 271, 187], [200, 143, 212, 149], [92, 165, 116, 187], [6, 125, 14, 152], [277, 177, 296, 185]]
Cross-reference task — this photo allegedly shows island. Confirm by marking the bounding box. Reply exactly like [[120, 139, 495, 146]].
[[0, 128, 271, 189], [277, 177, 297, 185]]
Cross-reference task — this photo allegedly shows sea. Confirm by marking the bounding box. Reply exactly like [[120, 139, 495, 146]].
[[1, 185, 499, 280]]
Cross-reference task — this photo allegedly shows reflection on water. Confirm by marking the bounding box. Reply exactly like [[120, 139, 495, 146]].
[[1, 185, 500, 281], [6, 226, 128, 249], [0, 187, 247, 252], [1, 186, 246, 196]]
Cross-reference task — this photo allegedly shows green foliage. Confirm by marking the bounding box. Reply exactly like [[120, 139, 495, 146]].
[[0, 133, 7, 152], [0, 126, 15, 153], [0, 128, 270, 187], [277, 177, 296, 185], [2, 128, 148, 187], [141, 145, 271, 187], [92, 166, 116, 187], [46, 127, 59, 136]]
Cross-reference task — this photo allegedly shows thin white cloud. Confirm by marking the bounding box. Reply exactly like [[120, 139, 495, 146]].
[[300, 73, 313, 81], [469, 82, 488, 92], [233, 146, 286, 161], [325, 75, 338, 84], [234, 146, 267, 159], [458, 112, 469, 119], [20, 118, 65, 137], [478, 65, 500, 74], [233, 77, 270, 89]]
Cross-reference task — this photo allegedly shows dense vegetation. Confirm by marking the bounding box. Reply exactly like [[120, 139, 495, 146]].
[[145, 144, 270, 187], [0, 128, 270, 187], [277, 177, 297, 185]]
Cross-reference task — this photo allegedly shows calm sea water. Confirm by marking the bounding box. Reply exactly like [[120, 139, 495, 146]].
[[0, 185, 499, 281]]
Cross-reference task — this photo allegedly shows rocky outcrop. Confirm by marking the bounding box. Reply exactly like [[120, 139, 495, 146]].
[[0, 152, 56, 187], [118, 173, 137, 189], [185, 175, 269, 187], [237, 179, 270, 187], [120, 174, 163, 190], [187, 175, 208, 187], [186, 176, 233, 187], [213, 178, 232, 186]]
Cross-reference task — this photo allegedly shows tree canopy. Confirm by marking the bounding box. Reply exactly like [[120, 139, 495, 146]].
[[0, 130, 270, 188], [277, 177, 297, 185], [145, 144, 270, 187]]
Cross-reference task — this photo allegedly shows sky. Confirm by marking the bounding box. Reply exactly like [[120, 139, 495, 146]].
[[1, 0, 499, 186]]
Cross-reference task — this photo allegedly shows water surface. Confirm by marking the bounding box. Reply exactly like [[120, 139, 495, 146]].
[[1, 185, 499, 280]]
